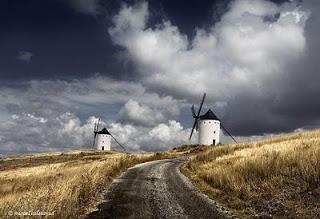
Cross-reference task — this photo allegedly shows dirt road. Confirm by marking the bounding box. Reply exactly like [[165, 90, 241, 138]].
[[87, 158, 228, 219]]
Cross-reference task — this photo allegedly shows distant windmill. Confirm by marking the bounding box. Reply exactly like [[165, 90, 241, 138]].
[[189, 93, 237, 145], [93, 118, 126, 151]]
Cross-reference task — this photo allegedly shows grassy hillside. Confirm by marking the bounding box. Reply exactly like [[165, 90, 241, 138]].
[[0, 150, 172, 218], [182, 129, 320, 218]]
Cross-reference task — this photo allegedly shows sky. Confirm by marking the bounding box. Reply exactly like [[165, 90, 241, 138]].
[[0, 0, 319, 155]]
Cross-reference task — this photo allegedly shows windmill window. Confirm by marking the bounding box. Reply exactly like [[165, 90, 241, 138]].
[[214, 131, 216, 134]]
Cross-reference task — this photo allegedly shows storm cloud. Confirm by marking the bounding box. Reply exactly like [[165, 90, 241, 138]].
[[0, 77, 190, 153], [108, 0, 319, 136], [0, 0, 320, 154]]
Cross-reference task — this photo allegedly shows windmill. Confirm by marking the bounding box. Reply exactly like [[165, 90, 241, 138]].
[[189, 93, 237, 145], [93, 118, 126, 151]]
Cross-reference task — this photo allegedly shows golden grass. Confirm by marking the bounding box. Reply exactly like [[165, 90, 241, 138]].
[[0, 150, 173, 218], [182, 129, 320, 218]]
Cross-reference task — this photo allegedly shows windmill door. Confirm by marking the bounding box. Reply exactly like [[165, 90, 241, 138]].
[[212, 140, 215, 145], [102, 146, 104, 151]]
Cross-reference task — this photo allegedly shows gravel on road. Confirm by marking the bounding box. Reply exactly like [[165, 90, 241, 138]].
[[87, 157, 228, 219]]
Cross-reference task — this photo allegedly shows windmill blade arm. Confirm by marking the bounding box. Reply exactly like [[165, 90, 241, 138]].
[[92, 133, 97, 147], [196, 93, 206, 117], [96, 118, 100, 131], [189, 93, 206, 141], [191, 105, 197, 118], [93, 119, 98, 147], [94, 122, 96, 132], [189, 119, 198, 140], [220, 123, 237, 143], [110, 134, 126, 151]]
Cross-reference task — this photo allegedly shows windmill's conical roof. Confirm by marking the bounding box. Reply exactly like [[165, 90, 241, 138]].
[[97, 128, 111, 135], [200, 109, 220, 120]]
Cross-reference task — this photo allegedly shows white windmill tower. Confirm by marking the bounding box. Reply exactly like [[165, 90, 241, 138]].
[[189, 93, 237, 145], [92, 118, 126, 151]]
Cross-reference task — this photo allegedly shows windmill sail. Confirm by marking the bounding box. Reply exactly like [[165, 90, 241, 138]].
[[92, 118, 101, 147], [189, 93, 206, 140], [96, 118, 100, 131], [191, 104, 197, 118], [110, 134, 126, 151], [210, 109, 237, 144], [189, 119, 198, 140], [220, 123, 237, 143]]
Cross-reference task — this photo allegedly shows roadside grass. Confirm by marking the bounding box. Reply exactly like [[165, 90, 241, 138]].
[[182, 129, 320, 218], [0, 150, 173, 218]]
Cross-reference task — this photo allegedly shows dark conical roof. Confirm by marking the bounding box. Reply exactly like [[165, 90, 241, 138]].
[[199, 109, 220, 120], [97, 128, 111, 135]]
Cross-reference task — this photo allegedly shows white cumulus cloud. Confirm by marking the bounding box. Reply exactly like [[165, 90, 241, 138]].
[[0, 76, 189, 154], [109, 0, 309, 101], [108, 0, 315, 136]]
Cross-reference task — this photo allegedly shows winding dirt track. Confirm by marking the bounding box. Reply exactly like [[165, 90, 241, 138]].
[[87, 158, 227, 219]]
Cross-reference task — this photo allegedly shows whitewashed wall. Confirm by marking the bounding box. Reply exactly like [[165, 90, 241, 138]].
[[198, 119, 220, 145]]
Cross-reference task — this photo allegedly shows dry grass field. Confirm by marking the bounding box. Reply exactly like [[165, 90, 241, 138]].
[[182, 129, 320, 218], [0, 150, 173, 218], [1, 130, 319, 218]]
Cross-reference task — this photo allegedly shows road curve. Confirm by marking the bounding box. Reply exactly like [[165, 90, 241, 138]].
[[87, 157, 227, 219]]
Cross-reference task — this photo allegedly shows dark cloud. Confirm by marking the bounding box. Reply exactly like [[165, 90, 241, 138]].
[[108, 0, 319, 137], [0, 0, 319, 154], [219, 0, 320, 135], [16, 51, 33, 63], [65, 0, 101, 15]]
